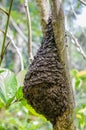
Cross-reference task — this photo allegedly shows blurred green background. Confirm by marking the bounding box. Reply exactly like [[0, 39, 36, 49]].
[[0, 0, 86, 130]]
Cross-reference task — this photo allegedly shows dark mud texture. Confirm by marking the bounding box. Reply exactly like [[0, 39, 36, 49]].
[[23, 17, 69, 125]]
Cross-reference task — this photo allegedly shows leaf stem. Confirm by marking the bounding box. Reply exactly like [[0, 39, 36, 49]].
[[24, 0, 33, 63]]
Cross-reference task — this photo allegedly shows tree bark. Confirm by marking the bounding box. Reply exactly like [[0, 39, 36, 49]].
[[23, 0, 76, 130], [51, 0, 76, 130], [36, 0, 76, 129], [36, 0, 50, 36]]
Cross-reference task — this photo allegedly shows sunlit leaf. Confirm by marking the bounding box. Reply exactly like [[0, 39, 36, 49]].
[[4, 71, 17, 101], [16, 70, 27, 87], [0, 87, 6, 104], [16, 87, 23, 100], [77, 70, 86, 77]]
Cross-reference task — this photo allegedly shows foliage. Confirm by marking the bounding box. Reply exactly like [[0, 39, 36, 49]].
[[72, 69, 86, 130], [0, 0, 86, 130], [0, 68, 86, 129], [0, 68, 53, 130]]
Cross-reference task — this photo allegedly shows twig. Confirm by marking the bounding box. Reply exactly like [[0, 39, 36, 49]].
[[0, 28, 24, 70], [68, 0, 86, 38], [7, 34, 24, 71], [3, 39, 11, 53], [66, 30, 86, 60], [24, 0, 33, 63], [79, 0, 86, 6], [0, 0, 14, 65], [0, 7, 8, 15], [10, 18, 27, 42], [10, 18, 38, 49], [0, 29, 5, 34]]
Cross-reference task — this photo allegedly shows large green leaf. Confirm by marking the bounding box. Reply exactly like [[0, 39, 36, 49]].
[[0, 68, 18, 106], [4, 71, 17, 100]]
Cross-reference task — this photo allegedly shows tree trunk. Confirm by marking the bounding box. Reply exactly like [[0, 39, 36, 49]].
[[51, 1, 76, 129], [23, 0, 76, 130], [36, 0, 50, 36]]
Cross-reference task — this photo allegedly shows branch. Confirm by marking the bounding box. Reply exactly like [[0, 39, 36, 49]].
[[24, 0, 33, 63], [36, 0, 50, 36], [66, 31, 86, 60], [68, 1, 86, 38], [0, 29, 5, 34], [10, 18, 27, 42], [0, 0, 14, 65], [7, 34, 24, 71], [79, 0, 86, 6], [0, 7, 8, 15], [0, 28, 24, 70], [10, 18, 39, 49]]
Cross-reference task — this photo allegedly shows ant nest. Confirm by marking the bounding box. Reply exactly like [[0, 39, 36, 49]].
[[23, 17, 69, 124]]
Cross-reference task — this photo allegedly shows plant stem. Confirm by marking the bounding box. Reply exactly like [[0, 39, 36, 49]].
[[0, 7, 8, 15], [51, 0, 76, 129], [0, 0, 14, 66], [24, 0, 33, 63], [36, 0, 50, 36]]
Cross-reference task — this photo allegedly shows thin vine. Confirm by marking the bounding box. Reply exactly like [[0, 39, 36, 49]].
[[0, 0, 14, 65]]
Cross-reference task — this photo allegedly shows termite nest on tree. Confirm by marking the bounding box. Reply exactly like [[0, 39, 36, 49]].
[[23, 16, 69, 124]]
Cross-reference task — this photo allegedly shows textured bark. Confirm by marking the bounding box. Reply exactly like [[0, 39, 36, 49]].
[[23, 17, 70, 124], [51, 0, 76, 129], [36, 0, 50, 36], [23, 0, 76, 130]]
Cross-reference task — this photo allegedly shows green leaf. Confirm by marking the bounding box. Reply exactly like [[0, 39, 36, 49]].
[[75, 79, 82, 89], [16, 87, 23, 100], [21, 98, 27, 106], [71, 69, 78, 78], [16, 70, 27, 87], [25, 104, 46, 120], [0, 70, 5, 74], [6, 96, 15, 107], [0, 87, 6, 104], [0, 100, 5, 108], [4, 71, 17, 101]]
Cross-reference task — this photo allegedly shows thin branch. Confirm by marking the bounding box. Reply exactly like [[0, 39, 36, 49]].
[[0, 0, 14, 65], [0, 28, 24, 70], [10, 18, 27, 42], [68, 1, 86, 38], [24, 0, 33, 63], [0, 29, 5, 34], [79, 0, 86, 6], [7, 34, 24, 71], [0, 7, 8, 15], [66, 30, 86, 60], [3, 39, 11, 53], [36, 0, 50, 36], [10, 18, 38, 49]]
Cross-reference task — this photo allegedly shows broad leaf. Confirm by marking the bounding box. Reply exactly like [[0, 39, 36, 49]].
[[4, 72, 17, 102], [16, 87, 23, 100]]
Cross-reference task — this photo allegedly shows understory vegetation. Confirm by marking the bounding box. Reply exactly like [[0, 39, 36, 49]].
[[0, 0, 86, 129]]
